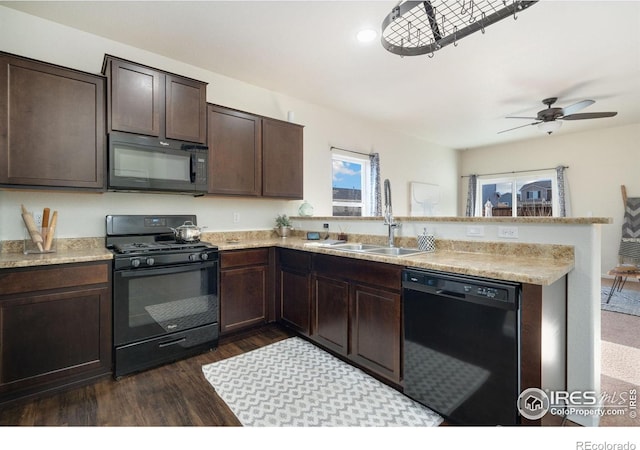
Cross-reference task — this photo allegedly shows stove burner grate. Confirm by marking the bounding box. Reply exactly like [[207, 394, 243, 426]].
[[114, 241, 209, 254]]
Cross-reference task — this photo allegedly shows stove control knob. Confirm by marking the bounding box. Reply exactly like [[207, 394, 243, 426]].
[[200, 252, 209, 261], [146, 257, 155, 266], [189, 254, 198, 262], [131, 258, 141, 268]]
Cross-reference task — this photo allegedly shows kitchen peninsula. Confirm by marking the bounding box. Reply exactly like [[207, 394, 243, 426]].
[[0, 215, 609, 426]]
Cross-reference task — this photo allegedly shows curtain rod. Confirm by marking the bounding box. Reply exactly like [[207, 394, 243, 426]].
[[460, 165, 568, 178], [330, 146, 371, 157]]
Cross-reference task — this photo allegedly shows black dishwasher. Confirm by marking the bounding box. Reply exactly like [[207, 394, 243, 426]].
[[402, 269, 520, 425]]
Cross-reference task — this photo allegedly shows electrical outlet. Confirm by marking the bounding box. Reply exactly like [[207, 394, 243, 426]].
[[34, 213, 42, 227], [323, 223, 329, 229], [233, 212, 240, 223], [466, 225, 484, 237], [498, 226, 519, 239]]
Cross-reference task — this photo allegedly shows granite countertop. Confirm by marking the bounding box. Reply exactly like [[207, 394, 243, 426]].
[[292, 215, 612, 224], [0, 247, 114, 269], [205, 235, 574, 286], [0, 233, 574, 286]]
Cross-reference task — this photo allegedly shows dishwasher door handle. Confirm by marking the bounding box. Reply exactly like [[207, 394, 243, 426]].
[[436, 289, 466, 299]]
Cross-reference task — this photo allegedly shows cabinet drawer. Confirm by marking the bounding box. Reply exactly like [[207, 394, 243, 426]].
[[221, 248, 269, 269], [313, 254, 401, 291], [279, 248, 311, 271], [0, 262, 110, 296]]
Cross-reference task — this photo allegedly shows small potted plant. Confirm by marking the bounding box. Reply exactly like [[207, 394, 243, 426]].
[[275, 214, 293, 238]]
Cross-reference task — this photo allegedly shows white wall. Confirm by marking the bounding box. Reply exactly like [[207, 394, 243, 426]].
[[459, 123, 640, 274], [0, 6, 458, 240]]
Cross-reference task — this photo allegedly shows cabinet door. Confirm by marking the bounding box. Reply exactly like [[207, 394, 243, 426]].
[[350, 284, 401, 383], [280, 268, 311, 336], [207, 105, 261, 195], [166, 74, 207, 143], [0, 286, 112, 403], [108, 58, 162, 137], [312, 275, 349, 355], [220, 265, 267, 334], [0, 53, 105, 189], [262, 118, 303, 199]]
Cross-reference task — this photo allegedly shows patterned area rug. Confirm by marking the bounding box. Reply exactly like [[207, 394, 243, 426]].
[[601, 287, 640, 317], [202, 337, 443, 427]]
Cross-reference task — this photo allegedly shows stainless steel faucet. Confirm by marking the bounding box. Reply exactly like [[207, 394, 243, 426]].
[[383, 179, 400, 247]]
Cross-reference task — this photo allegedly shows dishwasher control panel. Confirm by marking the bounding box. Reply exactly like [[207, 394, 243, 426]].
[[403, 269, 518, 303]]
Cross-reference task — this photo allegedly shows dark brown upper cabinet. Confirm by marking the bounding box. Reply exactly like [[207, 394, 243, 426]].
[[103, 55, 207, 144], [207, 105, 262, 196], [262, 117, 304, 199], [206, 104, 303, 199], [0, 52, 106, 190]]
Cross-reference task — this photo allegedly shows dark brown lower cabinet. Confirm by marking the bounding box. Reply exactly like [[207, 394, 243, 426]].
[[350, 283, 401, 383], [0, 261, 112, 405], [313, 275, 349, 355], [309, 254, 403, 385], [277, 249, 312, 336], [220, 248, 272, 335]]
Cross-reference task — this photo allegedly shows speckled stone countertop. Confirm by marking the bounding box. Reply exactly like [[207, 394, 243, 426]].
[[1, 231, 574, 285], [292, 215, 612, 224], [202, 231, 574, 286], [0, 238, 113, 269]]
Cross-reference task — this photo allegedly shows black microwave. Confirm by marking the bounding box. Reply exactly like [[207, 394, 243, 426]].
[[108, 132, 208, 195]]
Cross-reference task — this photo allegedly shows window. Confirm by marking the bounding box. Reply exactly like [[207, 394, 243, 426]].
[[476, 171, 558, 217], [332, 153, 370, 216]]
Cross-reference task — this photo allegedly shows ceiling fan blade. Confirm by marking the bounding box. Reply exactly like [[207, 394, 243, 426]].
[[562, 112, 618, 120], [498, 122, 540, 134], [561, 99, 595, 116], [505, 116, 538, 120]]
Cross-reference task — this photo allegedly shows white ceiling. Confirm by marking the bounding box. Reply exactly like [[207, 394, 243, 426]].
[[3, 0, 640, 149]]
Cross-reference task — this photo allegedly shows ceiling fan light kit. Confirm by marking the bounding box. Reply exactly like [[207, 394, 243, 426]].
[[381, 0, 538, 57], [537, 121, 562, 135]]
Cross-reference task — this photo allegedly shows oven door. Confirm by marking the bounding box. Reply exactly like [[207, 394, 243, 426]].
[[113, 260, 218, 346]]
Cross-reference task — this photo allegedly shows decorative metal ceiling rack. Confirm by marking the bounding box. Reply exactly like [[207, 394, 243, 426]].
[[381, 0, 538, 57]]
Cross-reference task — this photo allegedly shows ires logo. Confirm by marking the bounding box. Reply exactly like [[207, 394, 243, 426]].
[[517, 388, 599, 420]]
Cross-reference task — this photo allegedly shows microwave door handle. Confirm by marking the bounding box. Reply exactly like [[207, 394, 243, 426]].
[[190, 154, 196, 183]]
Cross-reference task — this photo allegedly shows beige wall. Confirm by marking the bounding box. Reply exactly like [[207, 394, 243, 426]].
[[459, 123, 640, 272], [0, 6, 458, 240]]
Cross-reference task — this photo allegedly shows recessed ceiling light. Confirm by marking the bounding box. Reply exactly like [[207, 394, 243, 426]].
[[356, 28, 377, 43]]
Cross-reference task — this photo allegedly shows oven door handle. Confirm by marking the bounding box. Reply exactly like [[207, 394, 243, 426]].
[[118, 261, 217, 278]]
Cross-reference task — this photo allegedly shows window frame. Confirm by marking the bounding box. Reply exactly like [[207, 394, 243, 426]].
[[331, 153, 371, 217], [474, 170, 559, 217]]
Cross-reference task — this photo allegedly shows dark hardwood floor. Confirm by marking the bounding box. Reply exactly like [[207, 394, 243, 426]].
[[0, 324, 294, 426], [4, 303, 631, 428]]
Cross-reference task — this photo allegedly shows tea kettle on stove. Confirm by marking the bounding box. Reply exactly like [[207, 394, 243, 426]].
[[169, 221, 206, 242]]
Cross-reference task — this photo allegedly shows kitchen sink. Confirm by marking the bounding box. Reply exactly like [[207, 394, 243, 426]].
[[330, 243, 425, 257], [363, 247, 426, 257], [331, 243, 385, 251]]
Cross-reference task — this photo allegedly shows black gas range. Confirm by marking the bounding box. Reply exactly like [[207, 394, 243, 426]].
[[106, 215, 219, 378]]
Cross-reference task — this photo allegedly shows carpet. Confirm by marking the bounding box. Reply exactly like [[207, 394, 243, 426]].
[[601, 287, 640, 317], [202, 337, 443, 427]]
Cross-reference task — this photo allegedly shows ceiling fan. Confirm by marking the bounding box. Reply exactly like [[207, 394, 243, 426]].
[[498, 97, 618, 135]]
